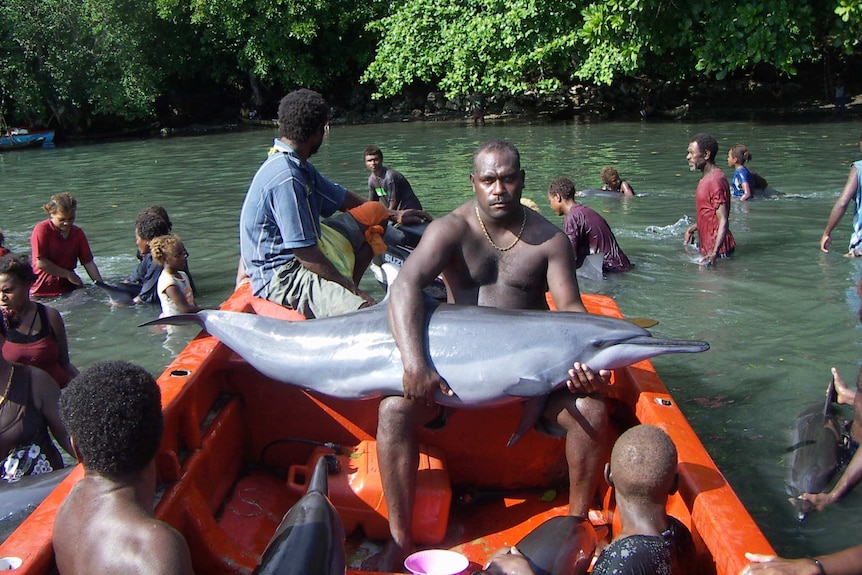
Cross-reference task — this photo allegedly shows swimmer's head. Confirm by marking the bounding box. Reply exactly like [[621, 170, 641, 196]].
[[43, 192, 76, 216], [150, 234, 183, 266]]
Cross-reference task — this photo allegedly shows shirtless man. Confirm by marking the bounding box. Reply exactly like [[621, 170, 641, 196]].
[[53, 360, 194, 575], [372, 139, 610, 570]]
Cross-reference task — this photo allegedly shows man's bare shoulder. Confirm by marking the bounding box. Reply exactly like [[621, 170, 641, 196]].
[[523, 210, 570, 249]]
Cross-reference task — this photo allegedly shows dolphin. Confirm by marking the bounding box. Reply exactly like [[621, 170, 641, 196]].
[[95, 280, 140, 306], [576, 253, 605, 282], [0, 467, 74, 543], [142, 300, 708, 408], [575, 189, 628, 198], [253, 456, 346, 575], [512, 515, 597, 575], [785, 383, 847, 521]]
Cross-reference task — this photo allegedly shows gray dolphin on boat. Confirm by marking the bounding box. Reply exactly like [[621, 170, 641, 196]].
[[142, 299, 709, 409], [513, 515, 597, 575], [785, 383, 847, 521], [253, 456, 346, 575]]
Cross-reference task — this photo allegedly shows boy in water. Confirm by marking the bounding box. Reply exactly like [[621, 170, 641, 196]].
[[53, 361, 194, 575]]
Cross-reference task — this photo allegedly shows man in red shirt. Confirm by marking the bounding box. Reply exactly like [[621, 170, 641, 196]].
[[683, 133, 735, 265]]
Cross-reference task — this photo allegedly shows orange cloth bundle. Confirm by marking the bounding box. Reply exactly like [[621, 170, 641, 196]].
[[349, 202, 389, 255]]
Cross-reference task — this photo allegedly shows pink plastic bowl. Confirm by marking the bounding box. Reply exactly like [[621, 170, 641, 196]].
[[404, 549, 469, 575]]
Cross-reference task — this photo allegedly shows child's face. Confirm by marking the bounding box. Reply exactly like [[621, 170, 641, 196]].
[[548, 193, 565, 216], [135, 231, 150, 255], [165, 243, 189, 270], [50, 210, 76, 237], [0, 273, 30, 314]]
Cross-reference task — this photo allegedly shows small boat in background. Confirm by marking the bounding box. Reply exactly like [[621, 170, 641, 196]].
[[0, 129, 54, 150], [0, 116, 55, 150]]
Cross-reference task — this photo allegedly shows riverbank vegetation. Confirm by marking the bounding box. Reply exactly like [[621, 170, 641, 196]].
[[1, 0, 860, 133]]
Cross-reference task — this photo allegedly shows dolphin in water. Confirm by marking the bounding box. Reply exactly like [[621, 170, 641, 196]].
[[0, 467, 74, 543], [95, 280, 139, 306], [785, 383, 848, 521], [253, 456, 346, 575], [143, 300, 708, 409]]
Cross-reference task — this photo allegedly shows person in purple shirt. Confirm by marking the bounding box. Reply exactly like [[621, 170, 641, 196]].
[[548, 177, 633, 273]]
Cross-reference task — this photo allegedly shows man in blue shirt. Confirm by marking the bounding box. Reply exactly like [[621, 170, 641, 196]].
[[240, 89, 425, 318]]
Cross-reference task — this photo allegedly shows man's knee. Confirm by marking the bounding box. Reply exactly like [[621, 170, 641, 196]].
[[557, 394, 608, 434]]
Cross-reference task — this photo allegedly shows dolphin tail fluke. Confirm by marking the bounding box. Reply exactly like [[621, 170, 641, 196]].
[[508, 396, 549, 447], [138, 314, 202, 328]]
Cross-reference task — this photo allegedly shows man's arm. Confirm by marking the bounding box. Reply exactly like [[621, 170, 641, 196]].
[[742, 548, 862, 575], [545, 231, 585, 313], [704, 201, 730, 265], [821, 166, 860, 253], [388, 217, 458, 402]]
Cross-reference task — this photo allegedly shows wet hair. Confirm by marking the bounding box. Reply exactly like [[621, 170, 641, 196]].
[[135, 213, 171, 241], [43, 192, 76, 216], [548, 176, 577, 200], [689, 133, 718, 163], [610, 425, 677, 505], [0, 253, 37, 285], [136, 205, 172, 232], [0, 229, 4, 247], [600, 166, 621, 185], [729, 144, 752, 165], [149, 234, 182, 266], [364, 145, 383, 160], [277, 89, 329, 143], [60, 361, 163, 479], [473, 140, 520, 174]]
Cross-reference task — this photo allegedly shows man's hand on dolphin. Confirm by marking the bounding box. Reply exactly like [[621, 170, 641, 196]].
[[565, 362, 611, 396], [402, 367, 453, 406], [794, 491, 836, 512]]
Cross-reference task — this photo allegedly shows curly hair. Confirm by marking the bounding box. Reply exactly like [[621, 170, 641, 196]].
[[277, 89, 329, 143], [600, 166, 621, 185], [135, 214, 171, 241], [0, 253, 37, 285], [149, 234, 181, 266], [43, 192, 77, 216], [136, 206, 172, 232], [548, 176, 577, 200], [690, 133, 719, 163], [60, 361, 163, 478]]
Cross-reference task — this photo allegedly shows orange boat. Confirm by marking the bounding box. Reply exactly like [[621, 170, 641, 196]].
[[0, 286, 774, 574]]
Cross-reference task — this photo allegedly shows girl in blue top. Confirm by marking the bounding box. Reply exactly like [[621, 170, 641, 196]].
[[727, 144, 754, 201]]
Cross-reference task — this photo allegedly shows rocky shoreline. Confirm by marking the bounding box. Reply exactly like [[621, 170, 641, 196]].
[[147, 80, 862, 140]]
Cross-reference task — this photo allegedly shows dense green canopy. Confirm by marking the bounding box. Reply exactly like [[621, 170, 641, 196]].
[[0, 0, 859, 129]]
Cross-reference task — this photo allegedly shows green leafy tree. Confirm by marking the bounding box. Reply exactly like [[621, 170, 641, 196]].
[[0, 0, 169, 127], [156, 0, 384, 103]]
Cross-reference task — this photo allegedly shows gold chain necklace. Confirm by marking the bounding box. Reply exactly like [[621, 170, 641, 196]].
[[0, 365, 14, 409], [475, 203, 526, 252]]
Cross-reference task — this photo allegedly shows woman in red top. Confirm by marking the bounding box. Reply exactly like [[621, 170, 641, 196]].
[[0, 253, 78, 388], [29, 192, 103, 297]]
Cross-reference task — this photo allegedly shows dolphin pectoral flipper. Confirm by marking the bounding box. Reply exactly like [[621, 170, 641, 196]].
[[507, 396, 550, 447], [506, 378, 552, 398]]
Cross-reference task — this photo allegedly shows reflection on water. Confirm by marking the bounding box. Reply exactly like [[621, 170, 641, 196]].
[[1, 119, 862, 556]]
